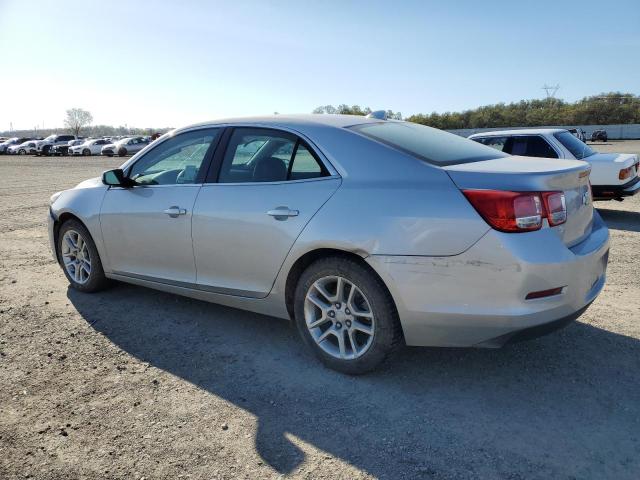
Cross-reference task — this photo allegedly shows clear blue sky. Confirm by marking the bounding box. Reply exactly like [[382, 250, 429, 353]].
[[1, 0, 638, 130]]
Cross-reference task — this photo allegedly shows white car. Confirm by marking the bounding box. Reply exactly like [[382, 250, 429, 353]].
[[7, 140, 38, 155], [469, 129, 639, 200], [101, 136, 150, 157], [69, 138, 112, 156]]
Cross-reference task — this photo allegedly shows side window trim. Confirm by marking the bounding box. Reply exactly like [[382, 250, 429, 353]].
[[124, 127, 223, 185]]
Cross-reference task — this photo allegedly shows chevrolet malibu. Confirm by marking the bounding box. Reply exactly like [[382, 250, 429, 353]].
[[48, 114, 609, 374]]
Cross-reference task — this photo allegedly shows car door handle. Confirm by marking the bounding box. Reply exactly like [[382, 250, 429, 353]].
[[163, 206, 187, 218], [267, 207, 299, 220]]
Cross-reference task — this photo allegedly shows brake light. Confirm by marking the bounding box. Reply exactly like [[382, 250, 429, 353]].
[[462, 190, 542, 232], [542, 192, 567, 226], [463, 189, 567, 233]]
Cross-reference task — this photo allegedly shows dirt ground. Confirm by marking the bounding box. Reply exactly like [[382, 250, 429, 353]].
[[1, 142, 639, 480]]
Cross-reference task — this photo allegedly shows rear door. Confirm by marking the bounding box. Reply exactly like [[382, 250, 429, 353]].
[[192, 127, 340, 298]]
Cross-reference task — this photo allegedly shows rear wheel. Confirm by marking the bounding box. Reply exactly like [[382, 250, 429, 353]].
[[294, 256, 402, 374], [57, 220, 109, 293]]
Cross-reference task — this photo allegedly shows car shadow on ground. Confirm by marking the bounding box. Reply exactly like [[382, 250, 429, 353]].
[[67, 283, 640, 479], [598, 208, 640, 233]]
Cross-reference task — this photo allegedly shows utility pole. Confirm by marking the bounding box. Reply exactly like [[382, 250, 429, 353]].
[[542, 84, 560, 99]]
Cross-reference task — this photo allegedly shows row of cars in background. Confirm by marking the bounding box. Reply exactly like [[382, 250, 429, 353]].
[[0, 133, 161, 157], [469, 128, 639, 201]]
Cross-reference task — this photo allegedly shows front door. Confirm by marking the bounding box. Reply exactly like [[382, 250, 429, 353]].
[[100, 128, 222, 284]]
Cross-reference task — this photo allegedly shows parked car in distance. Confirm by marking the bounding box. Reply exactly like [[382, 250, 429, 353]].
[[70, 138, 111, 156], [48, 114, 610, 373], [591, 129, 608, 142], [0, 137, 32, 154], [568, 128, 586, 142], [35, 134, 77, 156], [7, 140, 38, 155], [52, 139, 85, 156], [101, 136, 150, 157], [469, 129, 639, 200]]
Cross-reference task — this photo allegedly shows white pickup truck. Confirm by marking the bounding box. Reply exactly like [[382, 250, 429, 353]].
[[469, 128, 639, 201]]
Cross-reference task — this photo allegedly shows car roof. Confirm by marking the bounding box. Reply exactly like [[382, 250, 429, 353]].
[[469, 128, 568, 138], [175, 114, 382, 133]]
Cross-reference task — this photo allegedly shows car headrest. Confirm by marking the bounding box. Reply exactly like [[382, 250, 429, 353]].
[[252, 156, 287, 182]]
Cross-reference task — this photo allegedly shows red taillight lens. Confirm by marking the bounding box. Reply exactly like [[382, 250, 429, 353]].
[[541, 191, 567, 226], [462, 190, 543, 232]]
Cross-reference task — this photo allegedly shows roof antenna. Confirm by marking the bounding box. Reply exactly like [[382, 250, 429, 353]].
[[366, 110, 388, 120]]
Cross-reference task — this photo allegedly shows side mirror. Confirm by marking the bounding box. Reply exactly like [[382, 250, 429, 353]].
[[102, 168, 133, 187]]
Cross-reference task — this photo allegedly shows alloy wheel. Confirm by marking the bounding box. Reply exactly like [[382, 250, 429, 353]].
[[61, 230, 92, 284], [304, 275, 375, 360]]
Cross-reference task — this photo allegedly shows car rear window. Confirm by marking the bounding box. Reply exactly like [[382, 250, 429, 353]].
[[348, 122, 508, 166], [553, 131, 595, 159]]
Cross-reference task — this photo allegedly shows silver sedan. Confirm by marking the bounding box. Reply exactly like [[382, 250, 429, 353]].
[[48, 114, 609, 373]]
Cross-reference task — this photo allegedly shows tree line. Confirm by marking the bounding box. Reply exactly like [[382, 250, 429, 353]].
[[313, 92, 640, 129]]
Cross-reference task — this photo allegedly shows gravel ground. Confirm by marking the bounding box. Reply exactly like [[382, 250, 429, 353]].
[[0, 144, 639, 480]]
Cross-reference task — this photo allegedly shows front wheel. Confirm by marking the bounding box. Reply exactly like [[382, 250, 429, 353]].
[[83, 149, 90, 156], [294, 256, 402, 374], [57, 220, 109, 293], [18, 149, 25, 155], [118, 147, 127, 157]]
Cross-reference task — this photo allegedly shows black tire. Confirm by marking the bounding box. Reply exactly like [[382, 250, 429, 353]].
[[18, 149, 25, 155], [83, 148, 91, 156], [42, 145, 51, 156], [293, 256, 402, 374], [57, 219, 110, 293], [118, 147, 127, 157]]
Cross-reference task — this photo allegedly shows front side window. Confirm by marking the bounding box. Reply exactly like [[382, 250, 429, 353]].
[[349, 121, 508, 166], [554, 131, 595, 159], [218, 128, 327, 183], [128, 128, 220, 185]]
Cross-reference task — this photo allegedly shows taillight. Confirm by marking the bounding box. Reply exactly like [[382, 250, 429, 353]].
[[462, 190, 542, 232], [463, 189, 567, 233], [542, 192, 567, 226]]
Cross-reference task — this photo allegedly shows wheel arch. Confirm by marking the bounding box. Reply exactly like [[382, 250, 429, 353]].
[[283, 248, 400, 328], [52, 212, 89, 263]]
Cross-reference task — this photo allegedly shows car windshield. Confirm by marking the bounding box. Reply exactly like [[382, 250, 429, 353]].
[[553, 131, 595, 159], [348, 121, 508, 166], [44, 135, 56, 141]]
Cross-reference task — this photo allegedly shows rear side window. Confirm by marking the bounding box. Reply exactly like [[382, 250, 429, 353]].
[[508, 136, 558, 158], [218, 128, 328, 183], [349, 122, 508, 166]]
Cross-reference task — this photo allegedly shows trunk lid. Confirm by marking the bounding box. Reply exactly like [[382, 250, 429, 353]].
[[444, 155, 593, 247]]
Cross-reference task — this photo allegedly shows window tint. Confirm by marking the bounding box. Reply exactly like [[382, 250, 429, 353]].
[[474, 136, 508, 152], [349, 122, 507, 165], [554, 131, 595, 159], [508, 136, 558, 158], [128, 128, 220, 185], [218, 128, 326, 183]]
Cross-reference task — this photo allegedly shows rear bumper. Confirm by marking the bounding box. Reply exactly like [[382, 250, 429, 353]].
[[593, 176, 640, 199], [367, 212, 609, 347]]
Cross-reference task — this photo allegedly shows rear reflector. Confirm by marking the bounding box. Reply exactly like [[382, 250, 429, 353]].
[[525, 287, 564, 300]]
